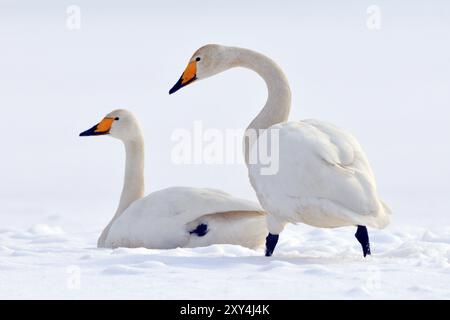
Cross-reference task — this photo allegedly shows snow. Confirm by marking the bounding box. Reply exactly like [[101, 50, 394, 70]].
[[1, 1, 450, 299], [1, 221, 449, 299]]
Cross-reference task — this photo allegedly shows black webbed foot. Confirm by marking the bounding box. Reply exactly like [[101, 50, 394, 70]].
[[265, 233, 279, 257], [355, 225, 371, 257]]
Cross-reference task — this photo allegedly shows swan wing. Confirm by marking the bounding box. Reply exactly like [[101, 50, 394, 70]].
[[250, 120, 390, 228], [138, 186, 264, 218], [105, 187, 265, 249]]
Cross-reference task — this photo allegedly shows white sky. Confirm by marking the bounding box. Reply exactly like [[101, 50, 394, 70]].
[[1, 0, 449, 227]]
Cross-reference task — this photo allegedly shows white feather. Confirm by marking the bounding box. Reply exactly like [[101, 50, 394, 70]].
[[249, 120, 391, 231], [105, 187, 267, 249]]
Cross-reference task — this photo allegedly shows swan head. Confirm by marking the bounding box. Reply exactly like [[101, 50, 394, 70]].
[[169, 44, 232, 94], [79, 109, 142, 142]]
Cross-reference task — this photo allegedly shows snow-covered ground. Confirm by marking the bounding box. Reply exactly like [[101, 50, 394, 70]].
[[1, 220, 449, 299], [1, 1, 450, 299]]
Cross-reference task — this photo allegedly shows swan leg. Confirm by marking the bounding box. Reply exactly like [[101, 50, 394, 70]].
[[190, 223, 209, 237], [355, 225, 371, 257], [265, 233, 279, 257]]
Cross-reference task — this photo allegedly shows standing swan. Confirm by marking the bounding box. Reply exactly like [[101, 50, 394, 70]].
[[79, 109, 267, 249], [169, 45, 391, 257]]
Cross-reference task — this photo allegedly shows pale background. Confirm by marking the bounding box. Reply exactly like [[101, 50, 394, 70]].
[[0, 0, 449, 299]]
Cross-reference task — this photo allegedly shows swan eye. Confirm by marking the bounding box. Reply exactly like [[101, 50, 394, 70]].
[[196, 57, 201, 62], [115, 117, 120, 121]]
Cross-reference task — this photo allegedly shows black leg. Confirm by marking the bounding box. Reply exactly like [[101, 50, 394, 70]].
[[265, 233, 279, 257], [355, 225, 371, 257]]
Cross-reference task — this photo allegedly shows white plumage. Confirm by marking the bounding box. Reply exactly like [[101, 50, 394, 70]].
[[248, 120, 391, 233], [170, 44, 391, 256], [106, 186, 267, 249], [80, 109, 267, 250]]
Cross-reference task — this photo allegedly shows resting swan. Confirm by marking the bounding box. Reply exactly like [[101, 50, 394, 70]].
[[79, 109, 267, 249], [169, 44, 391, 257]]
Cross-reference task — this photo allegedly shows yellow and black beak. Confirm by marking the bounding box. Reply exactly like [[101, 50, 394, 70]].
[[79, 117, 114, 137], [169, 60, 197, 94]]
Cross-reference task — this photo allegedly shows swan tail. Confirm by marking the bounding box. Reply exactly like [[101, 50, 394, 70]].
[[380, 200, 392, 215], [364, 199, 392, 229]]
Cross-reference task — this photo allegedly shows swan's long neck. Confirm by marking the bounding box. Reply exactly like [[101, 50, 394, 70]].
[[98, 134, 145, 247], [116, 137, 145, 216], [227, 47, 292, 132]]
